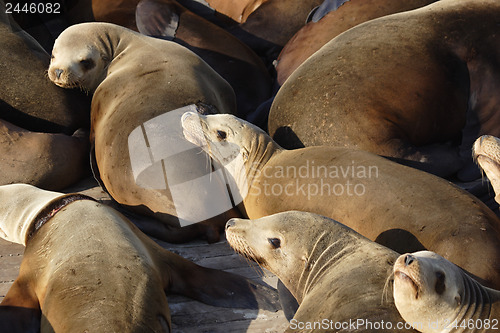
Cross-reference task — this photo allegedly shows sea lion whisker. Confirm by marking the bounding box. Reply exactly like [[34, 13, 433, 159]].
[[382, 271, 395, 305]]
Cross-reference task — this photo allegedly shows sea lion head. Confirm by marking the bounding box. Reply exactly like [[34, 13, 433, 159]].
[[225, 211, 357, 301], [48, 24, 111, 92], [181, 112, 277, 199], [181, 112, 269, 165], [393, 251, 464, 333], [473, 135, 500, 204]]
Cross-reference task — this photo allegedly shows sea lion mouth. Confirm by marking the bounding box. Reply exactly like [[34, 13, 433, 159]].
[[395, 270, 421, 299]]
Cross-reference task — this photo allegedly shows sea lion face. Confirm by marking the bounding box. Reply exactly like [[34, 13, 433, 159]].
[[181, 112, 260, 165], [393, 251, 463, 332], [48, 28, 109, 92], [473, 135, 500, 202], [225, 213, 311, 279]]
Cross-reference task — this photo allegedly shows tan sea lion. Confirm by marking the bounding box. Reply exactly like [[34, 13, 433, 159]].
[[0, 0, 91, 190], [473, 135, 500, 205], [275, 0, 438, 85], [269, 0, 500, 180], [393, 251, 500, 333], [0, 184, 279, 332], [181, 112, 500, 289], [48, 22, 239, 243], [226, 211, 419, 333]]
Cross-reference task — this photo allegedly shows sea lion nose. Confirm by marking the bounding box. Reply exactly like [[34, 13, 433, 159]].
[[404, 254, 414, 266], [226, 219, 236, 230], [55, 69, 63, 79]]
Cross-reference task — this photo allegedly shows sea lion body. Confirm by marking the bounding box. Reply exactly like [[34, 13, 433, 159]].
[[181, 113, 500, 289], [276, 0, 438, 85], [48, 22, 239, 242], [269, 0, 500, 179], [0, 184, 278, 332], [135, 0, 272, 120], [393, 251, 500, 333], [226, 211, 418, 333], [0, 2, 90, 190]]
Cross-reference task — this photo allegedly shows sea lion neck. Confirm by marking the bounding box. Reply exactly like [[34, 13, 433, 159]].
[[244, 131, 282, 192], [291, 229, 361, 303], [446, 272, 494, 332]]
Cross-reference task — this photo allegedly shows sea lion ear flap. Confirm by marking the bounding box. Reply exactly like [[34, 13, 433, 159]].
[[455, 295, 461, 306], [135, 0, 180, 40], [163, 252, 280, 311]]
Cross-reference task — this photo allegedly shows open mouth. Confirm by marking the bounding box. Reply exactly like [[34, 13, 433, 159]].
[[395, 270, 420, 299]]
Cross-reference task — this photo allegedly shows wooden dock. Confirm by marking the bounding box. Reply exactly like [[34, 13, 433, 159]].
[[0, 177, 289, 332]]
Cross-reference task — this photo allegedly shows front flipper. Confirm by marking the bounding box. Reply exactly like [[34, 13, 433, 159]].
[[1, 278, 42, 333], [135, 0, 179, 40], [159, 250, 280, 311]]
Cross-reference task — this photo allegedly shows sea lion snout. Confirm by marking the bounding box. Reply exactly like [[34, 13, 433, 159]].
[[54, 68, 63, 79], [226, 218, 237, 230], [404, 254, 415, 266]]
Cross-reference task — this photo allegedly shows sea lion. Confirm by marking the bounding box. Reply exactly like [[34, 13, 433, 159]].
[[275, 0, 438, 85], [48, 22, 239, 243], [181, 112, 500, 289], [134, 0, 273, 121], [473, 135, 500, 205], [0, 0, 91, 190], [180, 0, 324, 60], [268, 0, 500, 180], [0, 184, 278, 332], [393, 251, 500, 333], [225, 211, 418, 333]]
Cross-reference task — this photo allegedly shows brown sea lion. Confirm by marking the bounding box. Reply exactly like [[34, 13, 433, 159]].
[[269, 0, 500, 180], [226, 211, 419, 333], [275, 0, 438, 85], [0, 184, 278, 332], [181, 112, 500, 289], [48, 22, 239, 243], [0, 0, 91, 190], [134, 0, 272, 120], [393, 251, 500, 332]]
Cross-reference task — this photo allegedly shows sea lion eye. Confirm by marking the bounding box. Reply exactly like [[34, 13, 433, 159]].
[[80, 59, 95, 70], [268, 238, 281, 249], [435, 271, 446, 295], [216, 130, 227, 140]]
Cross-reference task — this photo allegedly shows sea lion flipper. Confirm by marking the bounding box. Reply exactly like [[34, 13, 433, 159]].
[[0, 278, 41, 332], [135, 0, 179, 40], [162, 252, 280, 311]]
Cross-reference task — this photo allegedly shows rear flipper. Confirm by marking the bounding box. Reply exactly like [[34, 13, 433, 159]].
[[163, 251, 281, 311]]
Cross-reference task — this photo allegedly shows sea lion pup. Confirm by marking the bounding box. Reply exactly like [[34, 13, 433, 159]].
[[473, 135, 500, 205], [0, 184, 279, 333], [181, 112, 500, 289], [225, 211, 418, 333], [48, 22, 239, 243], [393, 251, 500, 333], [0, 1, 90, 190], [268, 0, 500, 180], [275, 0, 438, 85]]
